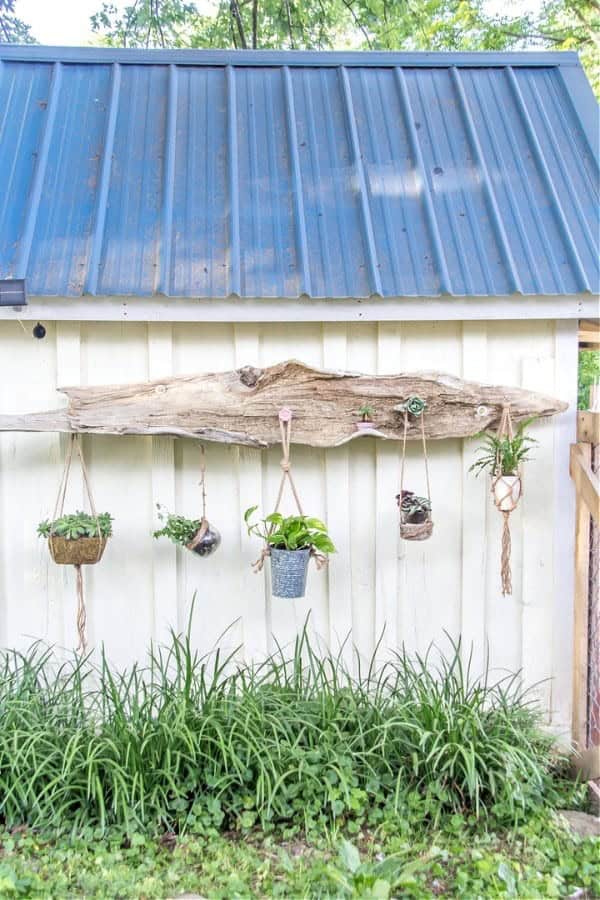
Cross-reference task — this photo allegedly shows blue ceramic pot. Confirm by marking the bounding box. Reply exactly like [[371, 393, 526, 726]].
[[270, 548, 310, 599]]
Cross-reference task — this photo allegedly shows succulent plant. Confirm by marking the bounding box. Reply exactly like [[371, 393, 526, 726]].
[[396, 490, 431, 524]]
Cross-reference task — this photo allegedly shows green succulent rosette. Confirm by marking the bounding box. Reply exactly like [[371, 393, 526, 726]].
[[400, 395, 427, 417]]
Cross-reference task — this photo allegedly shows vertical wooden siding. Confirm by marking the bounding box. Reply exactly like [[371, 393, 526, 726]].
[[0, 319, 577, 733]]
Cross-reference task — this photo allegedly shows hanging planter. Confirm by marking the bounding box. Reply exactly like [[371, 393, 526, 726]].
[[492, 474, 522, 512], [470, 407, 537, 595], [246, 408, 335, 600], [39, 512, 112, 565], [397, 492, 433, 541], [396, 396, 434, 541], [154, 445, 221, 557], [37, 434, 110, 652]]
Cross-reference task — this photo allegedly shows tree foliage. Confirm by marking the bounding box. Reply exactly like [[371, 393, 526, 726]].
[[0, 0, 36, 43], [88, 0, 599, 93]]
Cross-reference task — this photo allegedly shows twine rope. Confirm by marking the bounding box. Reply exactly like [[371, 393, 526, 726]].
[[50, 434, 101, 652], [253, 410, 326, 572], [500, 512, 512, 596], [186, 444, 210, 550], [492, 404, 521, 596], [399, 410, 431, 504], [75, 564, 87, 654]]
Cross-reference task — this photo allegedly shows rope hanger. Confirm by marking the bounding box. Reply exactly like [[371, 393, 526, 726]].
[[253, 408, 326, 572], [492, 404, 522, 596], [399, 407, 432, 507], [398, 396, 433, 541], [51, 434, 102, 653], [186, 442, 210, 551]]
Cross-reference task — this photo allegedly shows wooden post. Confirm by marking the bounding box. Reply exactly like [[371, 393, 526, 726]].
[[571, 441, 592, 750]]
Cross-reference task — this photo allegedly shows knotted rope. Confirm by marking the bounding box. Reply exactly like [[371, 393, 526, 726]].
[[492, 404, 521, 596], [253, 409, 327, 572], [186, 443, 209, 551], [75, 564, 87, 654], [398, 397, 433, 541], [50, 434, 101, 653]]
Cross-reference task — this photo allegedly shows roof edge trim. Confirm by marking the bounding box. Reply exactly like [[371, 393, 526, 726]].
[[0, 45, 582, 68]]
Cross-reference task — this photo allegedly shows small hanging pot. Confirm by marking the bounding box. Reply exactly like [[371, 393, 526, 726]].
[[399, 519, 434, 542], [492, 473, 522, 513], [185, 517, 221, 557], [355, 421, 375, 433], [49, 535, 107, 565], [270, 547, 310, 599], [397, 397, 433, 542]]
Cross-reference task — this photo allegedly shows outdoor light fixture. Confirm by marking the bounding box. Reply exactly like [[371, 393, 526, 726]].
[[0, 278, 27, 307]]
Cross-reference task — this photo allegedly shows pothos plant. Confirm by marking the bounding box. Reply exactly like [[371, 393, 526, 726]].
[[469, 418, 537, 477], [37, 511, 113, 540], [244, 508, 335, 555], [153, 504, 203, 547]]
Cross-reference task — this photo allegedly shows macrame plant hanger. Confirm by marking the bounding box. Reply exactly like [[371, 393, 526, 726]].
[[398, 396, 433, 541], [492, 404, 522, 596], [253, 408, 327, 573], [50, 434, 103, 653]]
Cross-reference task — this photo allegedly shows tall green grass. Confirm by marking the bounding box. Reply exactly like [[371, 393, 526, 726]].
[[0, 623, 563, 837]]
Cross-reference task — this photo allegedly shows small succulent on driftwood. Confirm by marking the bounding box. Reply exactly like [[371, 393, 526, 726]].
[[356, 403, 376, 432]]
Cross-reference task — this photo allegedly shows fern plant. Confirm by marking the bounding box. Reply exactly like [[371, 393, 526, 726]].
[[470, 418, 537, 477]]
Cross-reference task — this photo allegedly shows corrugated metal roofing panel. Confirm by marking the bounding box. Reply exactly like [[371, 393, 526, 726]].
[[0, 46, 597, 299]]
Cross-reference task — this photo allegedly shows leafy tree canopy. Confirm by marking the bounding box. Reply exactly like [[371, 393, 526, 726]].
[[0, 0, 36, 43], [88, 0, 598, 92]]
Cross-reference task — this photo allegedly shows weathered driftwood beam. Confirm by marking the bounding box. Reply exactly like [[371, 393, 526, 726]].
[[0, 360, 567, 448]]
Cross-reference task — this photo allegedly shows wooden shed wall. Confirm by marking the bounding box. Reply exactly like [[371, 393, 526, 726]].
[[0, 318, 577, 734]]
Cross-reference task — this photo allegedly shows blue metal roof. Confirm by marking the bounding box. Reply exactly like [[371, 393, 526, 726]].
[[0, 46, 598, 299]]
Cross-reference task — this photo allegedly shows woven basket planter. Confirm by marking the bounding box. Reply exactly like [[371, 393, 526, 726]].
[[399, 519, 434, 542], [48, 535, 107, 565]]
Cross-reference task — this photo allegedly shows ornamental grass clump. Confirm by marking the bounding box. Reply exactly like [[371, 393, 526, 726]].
[[0, 626, 563, 838]]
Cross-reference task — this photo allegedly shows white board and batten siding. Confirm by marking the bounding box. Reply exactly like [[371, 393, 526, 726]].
[[0, 317, 578, 735]]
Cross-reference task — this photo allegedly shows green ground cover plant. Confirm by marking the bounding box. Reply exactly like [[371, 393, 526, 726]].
[[0, 624, 574, 839], [1, 808, 597, 898]]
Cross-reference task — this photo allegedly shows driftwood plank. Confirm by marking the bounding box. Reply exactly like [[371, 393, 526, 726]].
[[0, 360, 567, 448]]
